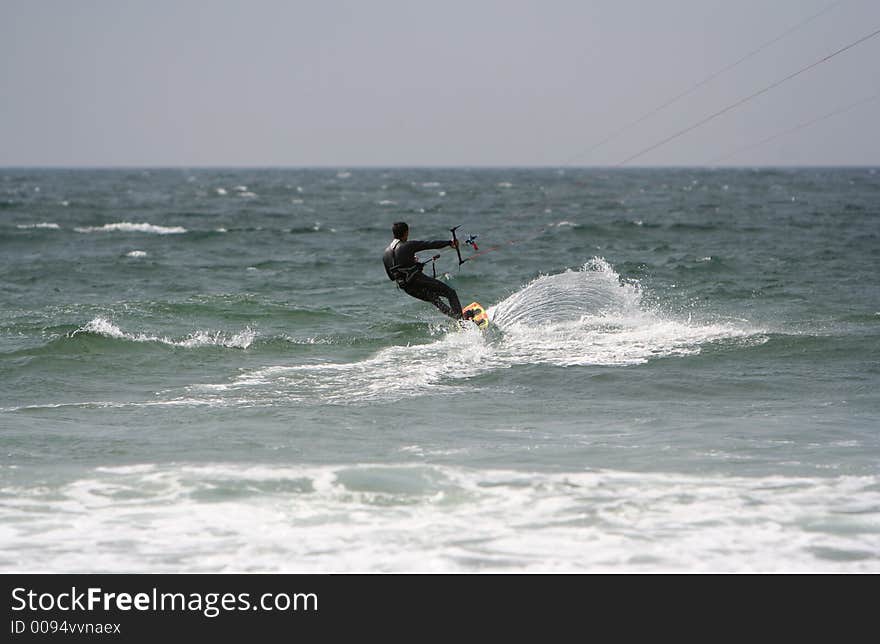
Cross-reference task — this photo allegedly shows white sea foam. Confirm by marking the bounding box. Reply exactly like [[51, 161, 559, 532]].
[[125, 250, 148, 258], [215, 188, 227, 195], [204, 330, 487, 404], [175, 328, 256, 349], [17, 222, 60, 229], [1, 463, 877, 572], [72, 317, 255, 349], [74, 222, 187, 234]]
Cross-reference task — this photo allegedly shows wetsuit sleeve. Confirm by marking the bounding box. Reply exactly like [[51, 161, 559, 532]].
[[408, 239, 453, 252]]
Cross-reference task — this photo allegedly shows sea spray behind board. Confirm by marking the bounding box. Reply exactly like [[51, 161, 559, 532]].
[[1, 167, 879, 572], [489, 258, 761, 366]]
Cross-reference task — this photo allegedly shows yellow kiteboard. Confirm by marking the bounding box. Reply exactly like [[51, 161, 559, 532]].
[[462, 301, 490, 330]]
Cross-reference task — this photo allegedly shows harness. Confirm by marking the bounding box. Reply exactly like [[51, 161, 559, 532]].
[[388, 239, 425, 288]]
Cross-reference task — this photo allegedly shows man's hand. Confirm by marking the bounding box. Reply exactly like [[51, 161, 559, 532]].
[[450, 239, 459, 249]]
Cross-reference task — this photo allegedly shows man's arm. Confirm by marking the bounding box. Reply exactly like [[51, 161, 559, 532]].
[[408, 239, 455, 253]]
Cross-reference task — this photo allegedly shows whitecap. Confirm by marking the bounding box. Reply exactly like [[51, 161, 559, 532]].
[[74, 317, 127, 340], [17, 222, 60, 229], [125, 250, 147, 258], [74, 222, 187, 234], [70, 317, 255, 349], [175, 328, 256, 349]]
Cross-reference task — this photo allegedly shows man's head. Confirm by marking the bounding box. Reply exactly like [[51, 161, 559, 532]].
[[392, 221, 409, 240]]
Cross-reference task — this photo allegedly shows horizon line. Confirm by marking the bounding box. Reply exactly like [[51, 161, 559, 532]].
[[2, 163, 879, 171]]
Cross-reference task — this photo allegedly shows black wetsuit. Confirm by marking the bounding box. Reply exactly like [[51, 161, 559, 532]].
[[383, 238, 463, 319]]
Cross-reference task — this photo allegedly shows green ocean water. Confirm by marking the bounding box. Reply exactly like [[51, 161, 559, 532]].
[[1, 167, 878, 572]]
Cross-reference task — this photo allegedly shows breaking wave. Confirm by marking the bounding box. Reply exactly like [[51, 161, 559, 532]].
[[16, 222, 61, 230], [74, 222, 187, 234], [70, 317, 255, 349], [2, 463, 877, 572]]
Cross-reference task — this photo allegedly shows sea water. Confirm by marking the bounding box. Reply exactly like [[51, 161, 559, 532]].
[[1, 167, 878, 571]]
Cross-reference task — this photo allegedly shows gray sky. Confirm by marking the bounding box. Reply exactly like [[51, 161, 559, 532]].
[[2, 0, 878, 166]]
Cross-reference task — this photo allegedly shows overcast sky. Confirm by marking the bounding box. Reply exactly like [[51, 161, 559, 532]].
[[2, 0, 878, 166]]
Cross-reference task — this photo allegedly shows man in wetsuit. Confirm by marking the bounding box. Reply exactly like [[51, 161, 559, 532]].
[[383, 221, 468, 320]]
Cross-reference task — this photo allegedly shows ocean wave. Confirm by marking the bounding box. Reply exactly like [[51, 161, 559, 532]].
[[69, 317, 255, 349], [1, 462, 877, 572], [284, 223, 334, 234], [74, 222, 187, 234], [16, 222, 61, 230]]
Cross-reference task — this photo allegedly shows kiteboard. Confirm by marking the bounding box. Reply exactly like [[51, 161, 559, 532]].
[[462, 301, 490, 330]]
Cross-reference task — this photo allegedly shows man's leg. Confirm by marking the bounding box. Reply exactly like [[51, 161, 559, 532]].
[[404, 274, 463, 320]]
